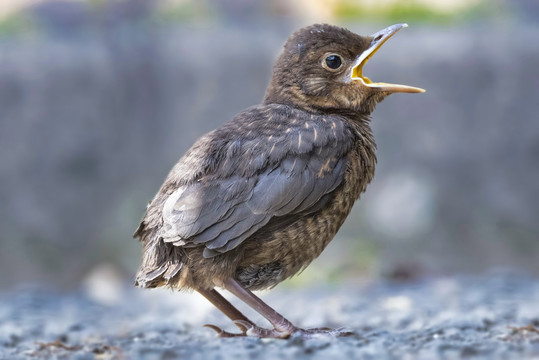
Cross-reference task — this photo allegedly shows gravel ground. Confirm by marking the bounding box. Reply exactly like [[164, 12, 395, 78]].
[[1, 271, 538, 360]]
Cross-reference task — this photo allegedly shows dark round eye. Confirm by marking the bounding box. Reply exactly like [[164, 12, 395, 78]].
[[324, 54, 342, 70]]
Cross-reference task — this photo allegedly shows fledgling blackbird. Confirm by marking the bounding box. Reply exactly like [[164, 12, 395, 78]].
[[134, 23, 424, 338]]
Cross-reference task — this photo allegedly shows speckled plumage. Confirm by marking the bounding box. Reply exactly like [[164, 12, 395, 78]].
[[135, 104, 375, 290], [133, 23, 423, 338]]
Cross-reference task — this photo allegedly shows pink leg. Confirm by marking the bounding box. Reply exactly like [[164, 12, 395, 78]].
[[222, 278, 354, 339], [197, 288, 255, 337]]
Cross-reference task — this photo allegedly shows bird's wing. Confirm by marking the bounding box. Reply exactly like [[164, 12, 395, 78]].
[[158, 105, 353, 258]]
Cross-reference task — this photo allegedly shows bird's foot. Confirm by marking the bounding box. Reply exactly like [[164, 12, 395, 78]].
[[234, 320, 295, 339], [204, 323, 248, 337], [204, 320, 291, 338], [205, 321, 355, 339]]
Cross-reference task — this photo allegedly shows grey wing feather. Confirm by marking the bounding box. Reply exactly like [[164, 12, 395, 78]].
[[160, 177, 255, 241], [158, 106, 352, 258], [160, 155, 347, 258]]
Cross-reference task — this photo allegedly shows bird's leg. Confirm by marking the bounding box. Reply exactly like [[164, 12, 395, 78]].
[[222, 278, 356, 339], [197, 288, 258, 337], [221, 278, 301, 338], [198, 287, 288, 338]]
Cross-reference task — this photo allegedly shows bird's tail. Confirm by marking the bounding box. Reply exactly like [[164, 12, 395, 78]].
[[135, 232, 184, 288]]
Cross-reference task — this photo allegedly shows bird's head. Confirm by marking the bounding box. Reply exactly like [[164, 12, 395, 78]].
[[264, 23, 425, 115]]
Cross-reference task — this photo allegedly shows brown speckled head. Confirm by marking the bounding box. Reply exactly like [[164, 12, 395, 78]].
[[264, 23, 424, 115]]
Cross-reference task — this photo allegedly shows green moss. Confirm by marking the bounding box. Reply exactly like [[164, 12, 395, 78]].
[[351, 237, 379, 273], [0, 13, 35, 37], [281, 236, 379, 288], [153, 2, 215, 24], [335, 0, 496, 24]]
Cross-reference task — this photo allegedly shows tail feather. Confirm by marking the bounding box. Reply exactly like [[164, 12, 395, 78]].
[[135, 228, 185, 288]]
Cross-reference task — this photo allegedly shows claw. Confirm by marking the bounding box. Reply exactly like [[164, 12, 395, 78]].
[[332, 327, 356, 337], [203, 324, 246, 338], [233, 320, 254, 333]]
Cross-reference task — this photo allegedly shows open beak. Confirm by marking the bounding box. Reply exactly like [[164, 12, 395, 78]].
[[351, 23, 425, 94]]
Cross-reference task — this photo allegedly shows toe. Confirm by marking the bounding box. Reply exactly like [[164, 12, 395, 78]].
[[203, 324, 246, 338], [233, 320, 254, 333]]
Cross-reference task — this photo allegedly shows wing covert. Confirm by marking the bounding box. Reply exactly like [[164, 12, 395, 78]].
[[158, 105, 353, 257]]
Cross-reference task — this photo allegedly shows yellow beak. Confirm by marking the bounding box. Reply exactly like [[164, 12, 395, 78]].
[[351, 23, 425, 94]]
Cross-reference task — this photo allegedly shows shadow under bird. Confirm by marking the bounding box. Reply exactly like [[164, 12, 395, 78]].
[[134, 23, 424, 338]]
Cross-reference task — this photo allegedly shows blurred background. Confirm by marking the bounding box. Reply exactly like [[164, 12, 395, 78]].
[[1, 0, 538, 292]]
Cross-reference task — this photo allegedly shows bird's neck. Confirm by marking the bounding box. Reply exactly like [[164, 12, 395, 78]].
[[264, 86, 373, 121], [263, 82, 313, 111]]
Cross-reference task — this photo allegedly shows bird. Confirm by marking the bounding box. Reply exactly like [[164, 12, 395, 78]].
[[133, 23, 424, 338]]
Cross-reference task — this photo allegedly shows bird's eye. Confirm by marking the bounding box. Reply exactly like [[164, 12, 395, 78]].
[[323, 54, 343, 70]]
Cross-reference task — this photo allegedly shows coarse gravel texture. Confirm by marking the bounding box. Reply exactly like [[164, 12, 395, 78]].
[[1, 271, 538, 359]]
